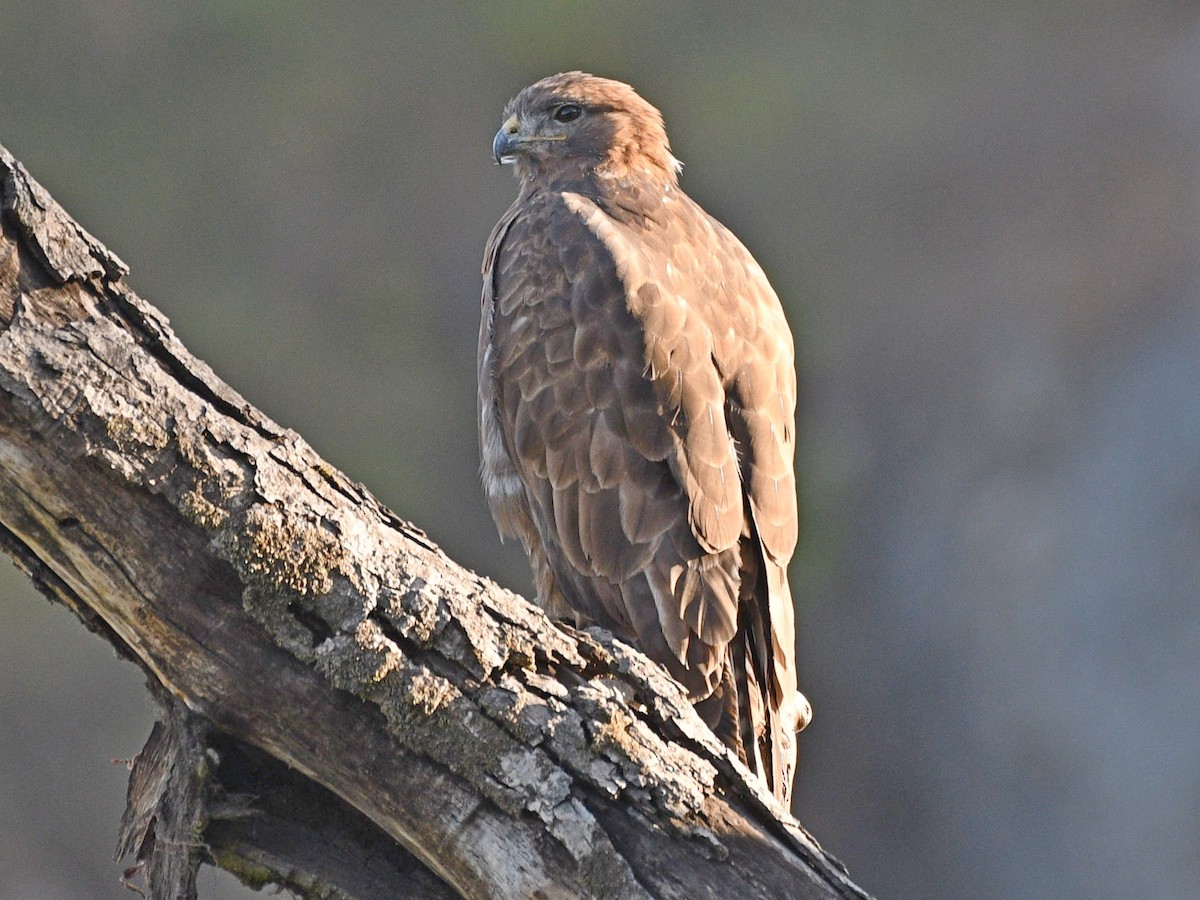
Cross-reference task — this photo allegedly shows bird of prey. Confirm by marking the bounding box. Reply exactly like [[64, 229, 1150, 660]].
[[478, 72, 810, 805]]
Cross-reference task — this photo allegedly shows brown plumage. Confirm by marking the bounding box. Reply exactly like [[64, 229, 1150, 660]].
[[478, 72, 810, 806]]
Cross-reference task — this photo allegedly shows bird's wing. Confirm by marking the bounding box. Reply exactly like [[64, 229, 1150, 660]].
[[486, 185, 797, 718], [571, 188, 802, 800]]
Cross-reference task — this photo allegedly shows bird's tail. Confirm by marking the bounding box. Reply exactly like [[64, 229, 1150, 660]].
[[707, 559, 809, 807]]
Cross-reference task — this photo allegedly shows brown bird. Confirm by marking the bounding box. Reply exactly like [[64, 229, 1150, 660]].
[[478, 72, 810, 806]]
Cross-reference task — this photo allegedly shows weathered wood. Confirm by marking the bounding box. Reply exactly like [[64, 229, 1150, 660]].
[[116, 704, 211, 899], [113, 699, 460, 899], [0, 142, 870, 900]]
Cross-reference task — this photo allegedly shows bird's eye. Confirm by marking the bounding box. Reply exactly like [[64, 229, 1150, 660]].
[[553, 103, 583, 123]]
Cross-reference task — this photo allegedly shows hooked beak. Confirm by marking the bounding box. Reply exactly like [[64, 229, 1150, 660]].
[[492, 114, 567, 165], [492, 127, 520, 165], [493, 114, 521, 165]]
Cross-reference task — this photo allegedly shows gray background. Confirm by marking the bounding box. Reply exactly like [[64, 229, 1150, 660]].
[[2, 4, 1198, 898]]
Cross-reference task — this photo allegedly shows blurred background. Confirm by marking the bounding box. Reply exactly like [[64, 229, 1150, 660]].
[[2, 4, 1198, 898]]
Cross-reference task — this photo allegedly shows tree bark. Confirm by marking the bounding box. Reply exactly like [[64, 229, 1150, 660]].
[[0, 142, 870, 900]]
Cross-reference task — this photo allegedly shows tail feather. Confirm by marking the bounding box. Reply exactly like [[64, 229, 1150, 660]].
[[719, 544, 804, 807], [682, 609, 806, 807]]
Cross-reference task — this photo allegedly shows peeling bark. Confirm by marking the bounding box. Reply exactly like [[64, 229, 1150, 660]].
[[0, 143, 870, 900]]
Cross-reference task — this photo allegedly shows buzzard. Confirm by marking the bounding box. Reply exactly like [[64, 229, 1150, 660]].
[[479, 72, 810, 805]]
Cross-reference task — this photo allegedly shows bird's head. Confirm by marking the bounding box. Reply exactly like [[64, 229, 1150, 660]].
[[492, 71, 681, 187]]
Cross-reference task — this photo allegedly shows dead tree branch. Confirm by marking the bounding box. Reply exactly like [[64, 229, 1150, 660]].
[[0, 142, 869, 900]]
